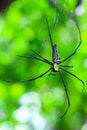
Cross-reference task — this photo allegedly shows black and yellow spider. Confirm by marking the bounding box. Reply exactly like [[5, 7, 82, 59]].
[[4, 18, 85, 118]]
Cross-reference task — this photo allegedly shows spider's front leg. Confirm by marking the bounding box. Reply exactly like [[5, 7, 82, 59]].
[[61, 22, 81, 63], [4, 68, 52, 82]]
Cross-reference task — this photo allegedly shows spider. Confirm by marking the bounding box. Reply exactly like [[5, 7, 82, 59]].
[[4, 17, 85, 118]]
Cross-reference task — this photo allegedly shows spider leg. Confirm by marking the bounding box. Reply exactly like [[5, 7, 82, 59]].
[[4, 67, 52, 82], [59, 71, 70, 118], [45, 17, 55, 62], [60, 65, 73, 68], [30, 49, 53, 65], [45, 17, 54, 48], [17, 55, 52, 65], [61, 22, 81, 63], [60, 67, 85, 91]]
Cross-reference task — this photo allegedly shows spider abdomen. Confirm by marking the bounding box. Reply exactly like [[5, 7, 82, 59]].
[[53, 44, 60, 64]]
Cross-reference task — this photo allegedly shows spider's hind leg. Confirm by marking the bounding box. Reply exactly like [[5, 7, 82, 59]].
[[59, 71, 70, 118]]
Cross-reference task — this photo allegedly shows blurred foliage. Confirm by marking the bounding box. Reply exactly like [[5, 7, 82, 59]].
[[0, 0, 87, 130]]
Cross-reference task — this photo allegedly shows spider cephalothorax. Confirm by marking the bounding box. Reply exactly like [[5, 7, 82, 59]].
[[53, 63, 59, 72]]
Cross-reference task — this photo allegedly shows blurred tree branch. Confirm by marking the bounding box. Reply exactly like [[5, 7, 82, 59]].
[[0, 0, 14, 13]]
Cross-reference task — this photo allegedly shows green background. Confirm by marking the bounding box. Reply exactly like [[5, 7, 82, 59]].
[[0, 0, 87, 130]]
